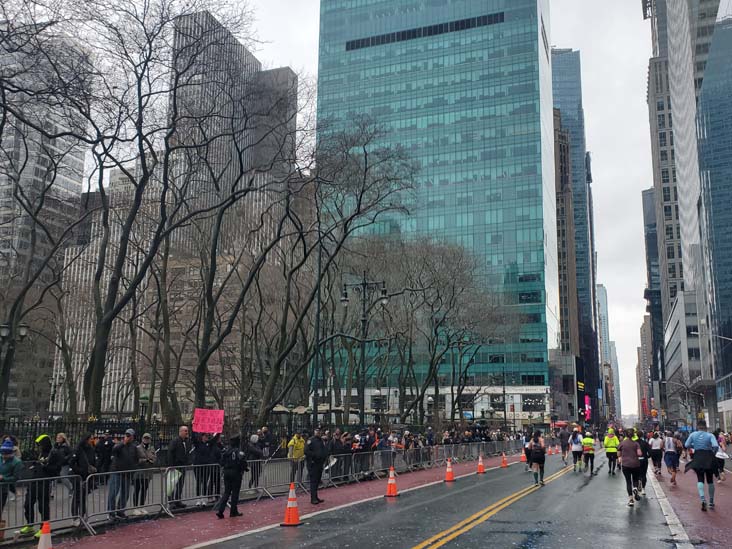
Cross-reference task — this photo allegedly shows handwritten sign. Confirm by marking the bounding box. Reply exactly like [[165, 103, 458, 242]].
[[192, 408, 224, 434]]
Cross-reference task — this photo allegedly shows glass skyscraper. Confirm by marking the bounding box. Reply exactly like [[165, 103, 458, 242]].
[[317, 1, 558, 393], [697, 17, 732, 427], [551, 48, 598, 419]]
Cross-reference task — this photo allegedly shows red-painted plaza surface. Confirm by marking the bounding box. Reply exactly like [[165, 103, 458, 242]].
[[660, 464, 731, 547], [56, 454, 521, 549]]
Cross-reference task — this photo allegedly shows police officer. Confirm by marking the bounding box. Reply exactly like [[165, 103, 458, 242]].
[[305, 428, 327, 505], [215, 435, 247, 519]]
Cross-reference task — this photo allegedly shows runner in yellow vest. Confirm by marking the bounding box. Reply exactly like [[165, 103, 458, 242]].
[[582, 432, 596, 475], [604, 428, 620, 476]]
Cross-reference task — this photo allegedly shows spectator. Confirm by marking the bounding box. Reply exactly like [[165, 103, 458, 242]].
[[193, 433, 220, 506], [167, 426, 190, 509], [259, 426, 273, 458], [287, 431, 305, 484], [246, 434, 264, 489], [69, 433, 96, 524], [0, 439, 23, 520], [20, 434, 63, 538], [107, 429, 139, 520], [133, 432, 156, 515], [54, 433, 74, 498], [95, 431, 114, 477]]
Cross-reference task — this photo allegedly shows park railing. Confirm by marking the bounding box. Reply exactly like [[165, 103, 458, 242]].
[[0, 440, 528, 540]]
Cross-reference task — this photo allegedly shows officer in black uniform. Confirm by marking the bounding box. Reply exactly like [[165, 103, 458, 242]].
[[305, 428, 328, 504], [215, 435, 248, 519]]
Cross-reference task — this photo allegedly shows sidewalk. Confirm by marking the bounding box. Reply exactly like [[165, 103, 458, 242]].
[[656, 463, 731, 547], [53, 453, 525, 549]]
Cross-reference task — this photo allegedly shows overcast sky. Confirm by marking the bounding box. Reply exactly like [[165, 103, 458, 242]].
[[249, 0, 655, 417]]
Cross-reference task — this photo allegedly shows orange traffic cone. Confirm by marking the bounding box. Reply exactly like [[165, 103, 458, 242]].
[[547, 446, 553, 456], [520, 452, 527, 463], [477, 454, 486, 474], [556, 444, 561, 455], [384, 466, 400, 497], [36, 522, 52, 549], [501, 452, 508, 468], [280, 483, 303, 527], [444, 458, 456, 482]]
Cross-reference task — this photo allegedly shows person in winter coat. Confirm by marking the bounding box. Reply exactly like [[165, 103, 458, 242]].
[[305, 428, 328, 505], [133, 433, 157, 513], [193, 433, 221, 506], [107, 429, 139, 519], [215, 435, 248, 519], [20, 434, 63, 538], [246, 435, 264, 489], [167, 426, 191, 509], [70, 433, 96, 520], [95, 431, 114, 476], [0, 439, 23, 518], [54, 432, 74, 497]]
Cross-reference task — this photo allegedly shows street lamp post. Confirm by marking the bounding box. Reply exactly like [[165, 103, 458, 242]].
[[502, 364, 509, 432], [0, 322, 29, 415], [341, 272, 388, 425]]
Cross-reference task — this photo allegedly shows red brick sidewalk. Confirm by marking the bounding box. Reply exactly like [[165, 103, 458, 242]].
[[56, 453, 525, 549], [656, 463, 731, 547]]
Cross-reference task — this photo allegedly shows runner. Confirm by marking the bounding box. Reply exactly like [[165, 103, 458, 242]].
[[582, 431, 596, 475], [523, 431, 533, 472], [635, 431, 651, 497], [558, 426, 571, 465], [713, 429, 727, 483], [603, 427, 620, 476], [663, 431, 682, 485], [684, 419, 719, 511], [618, 428, 642, 507], [570, 428, 584, 473], [649, 431, 664, 475], [528, 430, 546, 486]]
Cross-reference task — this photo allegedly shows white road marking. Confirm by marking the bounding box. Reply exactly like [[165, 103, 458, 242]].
[[649, 473, 694, 549], [184, 462, 518, 548]]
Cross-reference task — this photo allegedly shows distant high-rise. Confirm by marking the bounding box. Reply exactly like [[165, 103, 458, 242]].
[[553, 108, 580, 421], [317, 0, 558, 423], [610, 341, 621, 419], [552, 48, 599, 422]]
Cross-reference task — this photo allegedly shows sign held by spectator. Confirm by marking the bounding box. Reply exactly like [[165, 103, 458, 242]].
[[193, 408, 224, 433]]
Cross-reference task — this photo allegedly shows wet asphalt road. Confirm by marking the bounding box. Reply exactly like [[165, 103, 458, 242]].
[[204, 453, 676, 549]]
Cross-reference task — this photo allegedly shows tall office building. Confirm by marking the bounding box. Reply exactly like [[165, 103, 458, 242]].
[[317, 1, 558, 421], [596, 284, 611, 366], [551, 48, 598, 421], [49, 11, 297, 416], [659, 0, 720, 425], [610, 341, 621, 419], [637, 315, 655, 424], [697, 14, 732, 429], [552, 108, 579, 421]]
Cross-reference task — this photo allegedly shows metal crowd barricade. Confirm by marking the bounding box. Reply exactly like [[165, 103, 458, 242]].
[[0, 474, 92, 540], [322, 452, 357, 485], [162, 464, 223, 512], [251, 458, 307, 500], [85, 468, 170, 529]]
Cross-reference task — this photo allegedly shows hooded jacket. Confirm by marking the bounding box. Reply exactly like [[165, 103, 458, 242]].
[[29, 434, 63, 479], [603, 433, 619, 453]]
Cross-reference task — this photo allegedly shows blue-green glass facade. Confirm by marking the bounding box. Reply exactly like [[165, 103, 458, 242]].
[[697, 19, 732, 408], [317, 0, 559, 387]]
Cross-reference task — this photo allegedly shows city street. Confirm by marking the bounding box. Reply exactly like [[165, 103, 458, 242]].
[[187, 452, 677, 549]]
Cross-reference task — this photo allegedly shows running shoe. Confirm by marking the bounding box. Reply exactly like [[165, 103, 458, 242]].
[[701, 501, 707, 512], [709, 502, 715, 509], [633, 488, 641, 501], [628, 497, 635, 507]]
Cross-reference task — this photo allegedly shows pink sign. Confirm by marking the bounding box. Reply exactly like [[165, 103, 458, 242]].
[[192, 408, 224, 434], [584, 395, 592, 421]]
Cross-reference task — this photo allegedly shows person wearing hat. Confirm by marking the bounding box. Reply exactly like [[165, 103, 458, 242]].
[[133, 433, 156, 515], [95, 430, 114, 477], [107, 429, 139, 520], [20, 434, 63, 537], [215, 435, 248, 519], [0, 439, 23, 519], [603, 428, 620, 476], [305, 427, 328, 505]]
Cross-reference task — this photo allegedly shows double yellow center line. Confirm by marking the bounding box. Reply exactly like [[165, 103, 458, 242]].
[[411, 465, 573, 549]]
